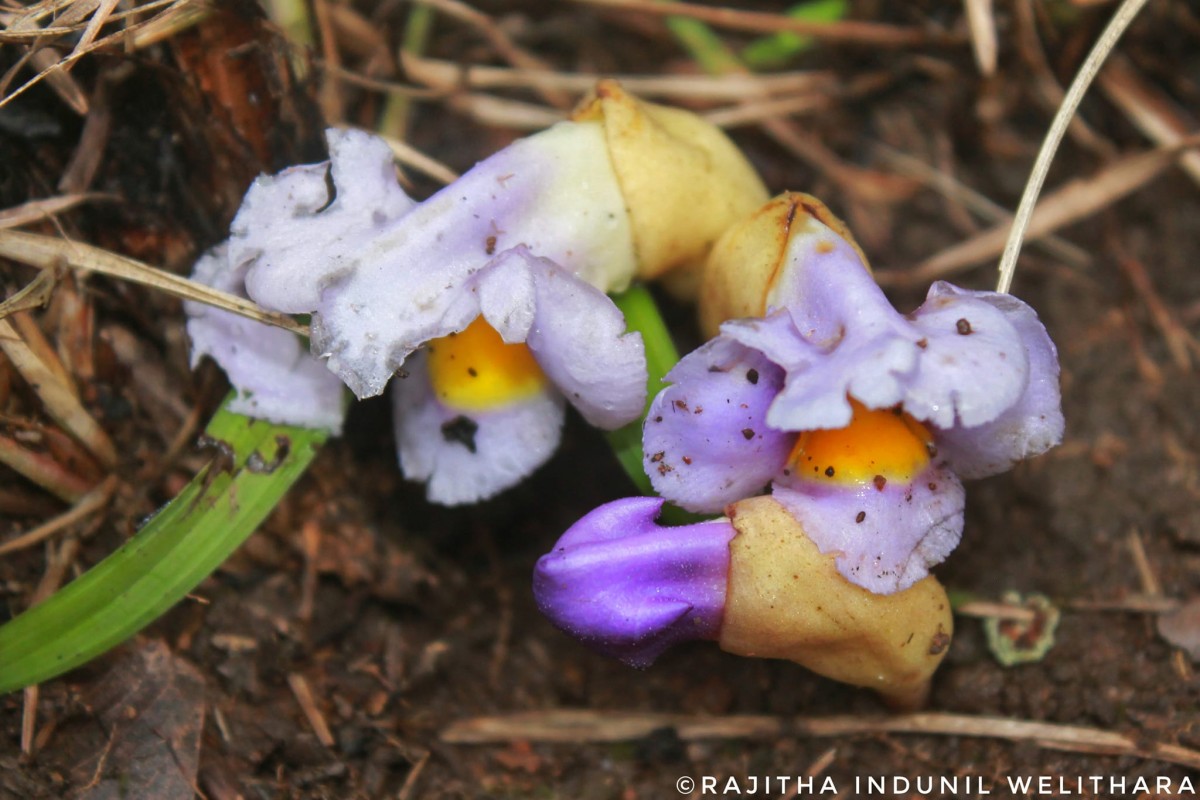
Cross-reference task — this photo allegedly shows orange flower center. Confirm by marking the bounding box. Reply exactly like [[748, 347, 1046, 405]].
[[426, 318, 546, 411], [788, 398, 933, 486]]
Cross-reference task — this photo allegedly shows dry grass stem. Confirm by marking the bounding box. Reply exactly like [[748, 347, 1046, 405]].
[[702, 94, 833, 128], [287, 673, 336, 748], [0, 317, 117, 468], [0, 194, 109, 230], [955, 601, 1038, 622], [0, 433, 95, 502], [1100, 55, 1200, 187], [995, 0, 1152, 294], [372, 132, 460, 185], [871, 145, 1090, 280], [445, 93, 564, 130], [0, 230, 308, 336], [400, 54, 837, 101], [915, 140, 1193, 282], [441, 709, 1200, 770], [1116, 253, 1196, 371], [0, 475, 117, 558], [566, 0, 957, 47], [0, 272, 58, 322], [963, 0, 997, 76], [415, 0, 570, 109]]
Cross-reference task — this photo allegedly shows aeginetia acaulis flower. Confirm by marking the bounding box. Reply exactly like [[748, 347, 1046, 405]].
[[185, 81, 768, 503], [535, 193, 1064, 706]]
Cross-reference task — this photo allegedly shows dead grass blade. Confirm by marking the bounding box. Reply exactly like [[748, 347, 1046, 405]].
[[440, 709, 1200, 770], [0, 271, 58, 319], [0, 194, 109, 229], [400, 53, 837, 101], [871, 144, 1090, 281], [0, 317, 117, 468], [0, 474, 117, 558], [0, 229, 307, 336], [912, 140, 1191, 283], [565, 0, 959, 47], [1100, 55, 1200, 187], [415, 0, 571, 109], [963, 0, 997, 76]]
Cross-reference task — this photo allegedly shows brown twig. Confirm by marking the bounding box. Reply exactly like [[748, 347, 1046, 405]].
[[287, 673, 336, 748], [0, 474, 117, 557]]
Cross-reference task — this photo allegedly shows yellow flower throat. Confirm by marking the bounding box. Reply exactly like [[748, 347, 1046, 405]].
[[426, 318, 547, 411], [788, 399, 933, 486]]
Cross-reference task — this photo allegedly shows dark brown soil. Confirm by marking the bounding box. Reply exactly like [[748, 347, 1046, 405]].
[[2, 2, 1199, 798]]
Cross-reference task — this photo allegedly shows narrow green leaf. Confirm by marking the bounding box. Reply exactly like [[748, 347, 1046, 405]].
[[0, 398, 327, 693], [606, 285, 679, 496], [741, 0, 848, 69]]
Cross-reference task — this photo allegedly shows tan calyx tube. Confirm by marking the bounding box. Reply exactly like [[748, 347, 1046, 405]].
[[572, 80, 769, 297], [698, 192, 870, 338], [717, 495, 953, 711]]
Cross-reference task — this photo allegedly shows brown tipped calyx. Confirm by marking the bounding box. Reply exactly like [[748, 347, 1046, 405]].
[[572, 80, 769, 295], [698, 193, 870, 338], [717, 495, 952, 711]]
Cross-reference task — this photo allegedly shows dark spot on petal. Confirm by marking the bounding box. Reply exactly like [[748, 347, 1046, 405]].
[[674, 399, 689, 412], [916, 338, 928, 349], [693, 406, 703, 414], [441, 416, 479, 453], [928, 628, 951, 655], [855, 511, 866, 523], [928, 482, 937, 491], [926, 442, 938, 458], [485, 235, 497, 255], [746, 368, 759, 384], [657, 463, 673, 475], [825, 466, 835, 477], [467, 367, 478, 377], [682, 456, 692, 465], [650, 451, 665, 463], [956, 318, 973, 335], [654, 416, 663, 423], [873, 474, 887, 491], [742, 428, 755, 440]]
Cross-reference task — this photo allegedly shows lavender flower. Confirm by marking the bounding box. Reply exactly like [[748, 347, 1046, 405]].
[[188, 82, 767, 504], [646, 194, 1064, 593]]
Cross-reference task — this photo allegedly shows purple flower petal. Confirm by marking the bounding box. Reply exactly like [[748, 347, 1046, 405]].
[[473, 248, 646, 429], [186, 245, 346, 432], [901, 283, 1031, 429], [393, 349, 565, 505], [533, 497, 735, 668], [235, 126, 635, 399], [644, 337, 792, 514], [772, 464, 964, 594], [927, 284, 1064, 478]]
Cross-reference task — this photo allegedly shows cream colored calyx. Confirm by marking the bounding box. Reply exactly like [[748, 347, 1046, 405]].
[[717, 495, 952, 710], [572, 80, 769, 295], [698, 193, 869, 338]]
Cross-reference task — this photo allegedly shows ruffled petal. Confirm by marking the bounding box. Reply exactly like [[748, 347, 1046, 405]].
[[393, 349, 565, 505], [773, 464, 964, 594], [186, 245, 346, 432], [927, 284, 1065, 478], [474, 248, 646, 429], [644, 337, 792, 514], [902, 283, 1031, 429], [233, 130, 416, 314], [236, 125, 635, 399], [533, 497, 736, 668]]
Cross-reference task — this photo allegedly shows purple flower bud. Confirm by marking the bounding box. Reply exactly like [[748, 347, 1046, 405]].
[[533, 497, 735, 668]]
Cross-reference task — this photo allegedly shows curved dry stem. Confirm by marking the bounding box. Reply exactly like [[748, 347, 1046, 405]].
[[995, 0, 1151, 295]]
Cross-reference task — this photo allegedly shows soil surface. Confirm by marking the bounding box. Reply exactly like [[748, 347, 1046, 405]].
[[2, 1, 1199, 798]]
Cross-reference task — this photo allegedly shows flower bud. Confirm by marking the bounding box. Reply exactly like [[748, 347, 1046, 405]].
[[719, 495, 953, 711], [573, 80, 769, 295]]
